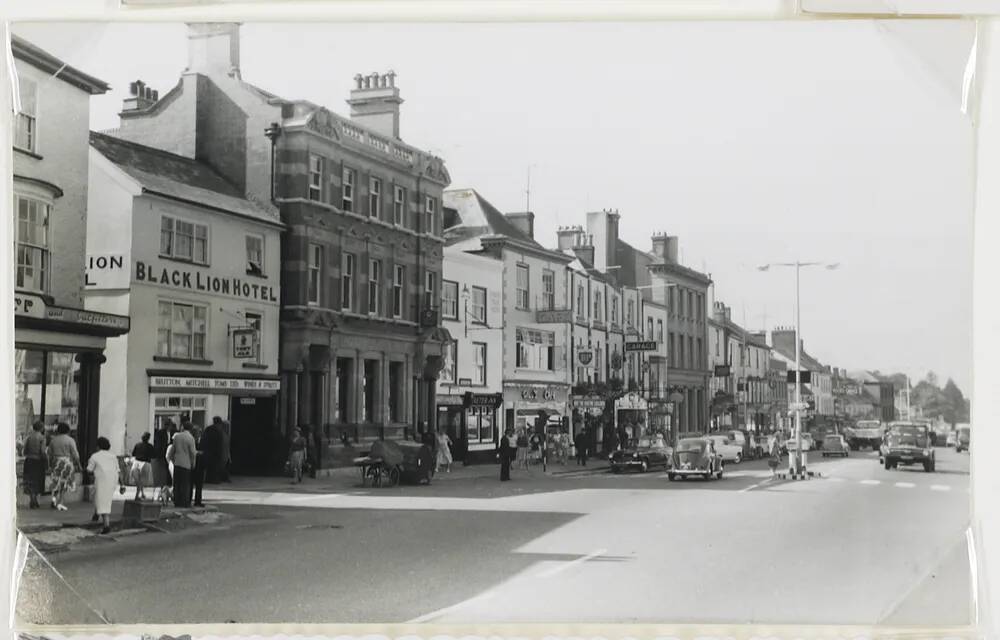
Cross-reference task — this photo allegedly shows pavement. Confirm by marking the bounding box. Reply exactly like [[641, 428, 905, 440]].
[[13, 448, 973, 627]]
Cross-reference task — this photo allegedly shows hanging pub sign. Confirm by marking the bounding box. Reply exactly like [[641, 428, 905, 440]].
[[577, 350, 594, 367], [610, 351, 623, 371], [232, 328, 258, 359], [786, 370, 813, 384], [625, 341, 657, 352]]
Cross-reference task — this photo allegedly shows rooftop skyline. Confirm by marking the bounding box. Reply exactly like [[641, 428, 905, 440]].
[[11, 19, 975, 392]]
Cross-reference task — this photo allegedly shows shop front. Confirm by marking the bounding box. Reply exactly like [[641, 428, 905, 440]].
[[147, 371, 280, 475], [569, 394, 606, 450], [503, 382, 570, 439], [614, 392, 649, 446], [15, 294, 130, 454], [15, 293, 130, 503], [435, 391, 503, 464]]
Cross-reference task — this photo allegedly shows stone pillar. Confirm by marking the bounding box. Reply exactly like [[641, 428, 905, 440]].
[[299, 368, 312, 429], [75, 351, 106, 484]]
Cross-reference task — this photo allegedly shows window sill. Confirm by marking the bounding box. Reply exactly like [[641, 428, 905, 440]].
[[245, 270, 268, 279], [14, 147, 43, 161], [242, 362, 269, 370], [158, 254, 210, 268], [153, 356, 214, 366]]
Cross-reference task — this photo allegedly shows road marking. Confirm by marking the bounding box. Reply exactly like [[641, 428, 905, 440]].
[[931, 484, 951, 492], [406, 591, 496, 623], [860, 479, 881, 485], [535, 547, 607, 579], [894, 482, 916, 488]]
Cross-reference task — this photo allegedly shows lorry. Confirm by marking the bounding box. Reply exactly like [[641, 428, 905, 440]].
[[847, 419, 882, 451]]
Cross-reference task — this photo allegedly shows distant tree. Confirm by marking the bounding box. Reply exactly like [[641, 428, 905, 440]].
[[925, 371, 939, 388], [942, 379, 969, 426]]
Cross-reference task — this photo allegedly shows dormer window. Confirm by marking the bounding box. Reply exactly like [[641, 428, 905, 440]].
[[246, 234, 264, 276]]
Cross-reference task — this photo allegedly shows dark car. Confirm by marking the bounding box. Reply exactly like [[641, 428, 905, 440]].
[[609, 434, 672, 473], [883, 422, 935, 472], [667, 437, 724, 481], [820, 434, 849, 458]]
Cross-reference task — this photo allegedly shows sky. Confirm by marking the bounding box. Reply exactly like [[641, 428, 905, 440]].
[[11, 19, 976, 394]]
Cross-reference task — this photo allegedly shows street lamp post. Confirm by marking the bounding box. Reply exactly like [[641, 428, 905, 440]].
[[758, 261, 839, 475]]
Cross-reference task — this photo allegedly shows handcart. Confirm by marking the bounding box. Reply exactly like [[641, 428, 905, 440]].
[[353, 440, 434, 488]]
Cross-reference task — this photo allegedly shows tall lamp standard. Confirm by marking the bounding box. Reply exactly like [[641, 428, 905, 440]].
[[757, 261, 839, 475]]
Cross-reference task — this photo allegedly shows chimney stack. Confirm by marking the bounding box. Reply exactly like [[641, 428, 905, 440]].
[[651, 233, 680, 263], [347, 70, 404, 139], [122, 80, 159, 113], [557, 225, 583, 251], [573, 230, 595, 267], [186, 23, 241, 78], [504, 211, 535, 239]]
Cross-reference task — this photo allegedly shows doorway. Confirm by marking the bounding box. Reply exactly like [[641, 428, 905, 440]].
[[229, 395, 277, 475]]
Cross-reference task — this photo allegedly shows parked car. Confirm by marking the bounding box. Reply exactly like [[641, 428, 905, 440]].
[[609, 434, 672, 473], [956, 425, 971, 452], [667, 437, 724, 481], [728, 430, 749, 456], [706, 434, 744, 463], [883, 422, 935, 472], [821, 434, 849, 458]]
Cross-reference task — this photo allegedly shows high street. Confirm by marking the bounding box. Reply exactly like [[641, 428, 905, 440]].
[[16, 449, 971, 627]]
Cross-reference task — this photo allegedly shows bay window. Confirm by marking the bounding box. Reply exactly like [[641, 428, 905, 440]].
[[515, 328, 555, 371]]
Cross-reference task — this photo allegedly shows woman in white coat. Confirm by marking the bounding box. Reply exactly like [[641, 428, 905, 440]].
[[87, 437, 119, 534]]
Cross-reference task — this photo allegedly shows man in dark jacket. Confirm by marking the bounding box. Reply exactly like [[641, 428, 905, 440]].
[[201, 417, 224, 483], [574, 430, 588, 466], [498, 428, 514, 481]]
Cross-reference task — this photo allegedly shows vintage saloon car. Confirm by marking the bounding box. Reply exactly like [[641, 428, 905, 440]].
[[667, 437, 724, 481], [883, 422, 936, 472], [821, 434, 850, 458], [609, 434, 672, 473]]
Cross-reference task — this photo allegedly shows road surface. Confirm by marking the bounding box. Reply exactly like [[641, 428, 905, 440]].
[[15, 447, 972, 626]]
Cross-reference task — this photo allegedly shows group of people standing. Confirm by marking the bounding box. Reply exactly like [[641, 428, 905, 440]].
[[161, 416, 233, 507]]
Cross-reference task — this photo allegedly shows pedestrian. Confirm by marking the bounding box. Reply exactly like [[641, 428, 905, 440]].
[[202, 417, 224, 484], [288, 427, 307, 484], [191, 427, 206, 507], [559, 430, 571, 464], [86, 437, 119, 534], [152, 422, 173, 504], [166, 422, 197, 508], [768, 434, 781, 479], [574, 429, 588, 466], [498, 428, 514, 481], [435, 428, 453, 473], [220, 419, 232, 482], [515, 428, 530, 470], [47, 422, 81, 511], [22, 421, 47, 509], [130, 432, 155, 501]]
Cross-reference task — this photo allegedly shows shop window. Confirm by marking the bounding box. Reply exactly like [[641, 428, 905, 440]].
[[14, 349, 45, 448], [14, 349, 82, 452], [465, 408, 496, 444], [157, 300, 208, 360], [15, 195, 50, 294], [153, 395, 208, 431]]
